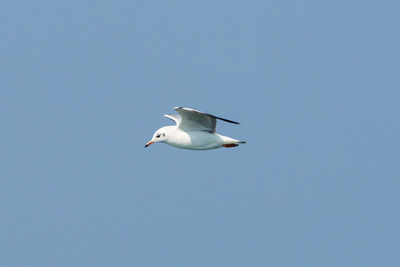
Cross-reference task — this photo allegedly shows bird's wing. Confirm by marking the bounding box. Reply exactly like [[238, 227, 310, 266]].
[[164, 114, 181, 125], [174, 107, 239, 133]]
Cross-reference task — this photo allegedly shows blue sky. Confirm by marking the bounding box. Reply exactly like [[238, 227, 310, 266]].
[[1, 0, 399, 266]]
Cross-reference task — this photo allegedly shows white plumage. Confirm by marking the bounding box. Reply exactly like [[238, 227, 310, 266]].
[[145, 107, 246, 150]]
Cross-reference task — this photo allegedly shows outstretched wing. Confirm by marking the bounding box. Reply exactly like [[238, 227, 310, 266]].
[[164, 114, 181, 125], [174, 107, 239, 133]]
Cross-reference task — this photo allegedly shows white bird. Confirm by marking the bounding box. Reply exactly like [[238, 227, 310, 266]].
[[145, 107, 246, 150]]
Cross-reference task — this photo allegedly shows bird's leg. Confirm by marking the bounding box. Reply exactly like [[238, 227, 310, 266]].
[[223, 143, 239, 148]]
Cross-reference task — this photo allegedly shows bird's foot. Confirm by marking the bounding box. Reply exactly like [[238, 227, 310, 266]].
[[223, 143, 239, 148]]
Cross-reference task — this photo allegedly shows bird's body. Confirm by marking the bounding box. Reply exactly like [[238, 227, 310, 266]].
[[145, 107, 246, 150], [157, 126, 243, 150]]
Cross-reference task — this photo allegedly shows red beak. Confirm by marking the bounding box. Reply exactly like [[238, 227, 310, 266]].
[[145, 140, 154, 148]]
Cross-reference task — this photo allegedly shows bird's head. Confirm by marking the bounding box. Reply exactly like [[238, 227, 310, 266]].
[[145, 127, 169, 148]]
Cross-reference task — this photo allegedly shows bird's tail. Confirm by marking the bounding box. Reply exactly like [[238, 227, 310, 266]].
[[219, 135, 247, 148]]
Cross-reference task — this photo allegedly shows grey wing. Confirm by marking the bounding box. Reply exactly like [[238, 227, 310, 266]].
[[174, 107, 240, 133], [174, 107, 217, 133]]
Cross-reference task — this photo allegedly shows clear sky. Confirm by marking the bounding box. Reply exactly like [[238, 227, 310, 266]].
[[1, 0, 399, 266]]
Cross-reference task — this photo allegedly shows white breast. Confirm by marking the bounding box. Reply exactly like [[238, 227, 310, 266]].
[[166, 128, 224, 150]]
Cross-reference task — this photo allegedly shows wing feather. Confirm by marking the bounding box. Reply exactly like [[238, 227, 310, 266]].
[[164, 114, 181, 125], [174, 107, 239, 133]]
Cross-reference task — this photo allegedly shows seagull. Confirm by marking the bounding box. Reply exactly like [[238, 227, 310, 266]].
[[145, 107, 246, 150]]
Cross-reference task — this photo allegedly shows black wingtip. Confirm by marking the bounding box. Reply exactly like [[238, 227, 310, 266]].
[[213, 115, 240, 125]]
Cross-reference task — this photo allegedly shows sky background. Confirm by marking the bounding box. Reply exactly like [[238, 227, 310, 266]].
[[1, 0, 399, 266]]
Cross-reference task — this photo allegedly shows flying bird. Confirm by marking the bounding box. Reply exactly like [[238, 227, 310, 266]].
[[145, 107, 246, 150]]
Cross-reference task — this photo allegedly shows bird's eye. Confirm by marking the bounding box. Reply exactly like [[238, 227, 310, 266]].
[[156, 134, 161, 138]]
